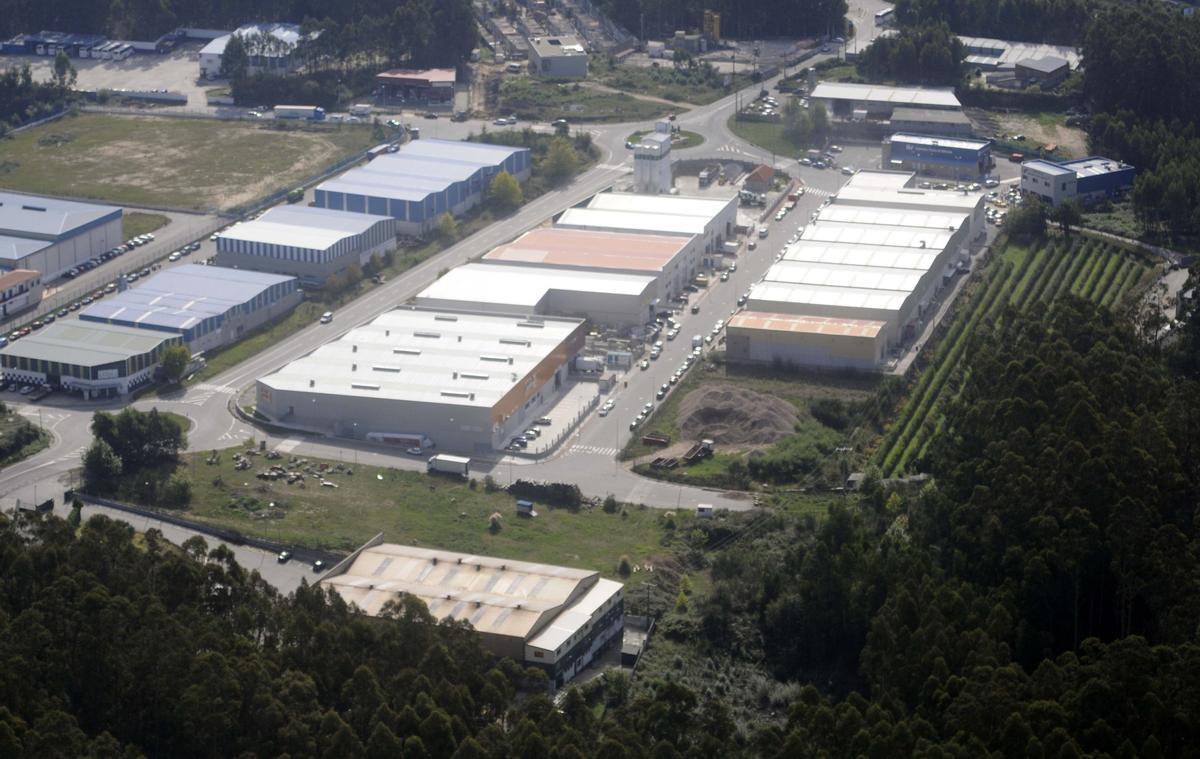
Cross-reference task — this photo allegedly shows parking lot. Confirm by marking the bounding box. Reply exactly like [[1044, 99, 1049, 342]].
[[10, 42, 215, 110]]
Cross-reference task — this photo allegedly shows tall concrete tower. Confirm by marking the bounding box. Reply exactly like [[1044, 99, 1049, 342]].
[[634, 126, 673, 194]]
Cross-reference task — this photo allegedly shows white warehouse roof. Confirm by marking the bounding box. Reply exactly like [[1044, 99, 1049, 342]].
[[817, 205, 968, 231], [810, 82, 961, 109], [556, 207, 706, 236], [801, 221, 957, 250], [220, 206, 392, 250], [257, 307, 584, 409], [416, 262, 656, 309], [587, 192, 736, 219], [782, 241, 943, 271], [764, 260, 925, 293], [749, 280, 911, 313]]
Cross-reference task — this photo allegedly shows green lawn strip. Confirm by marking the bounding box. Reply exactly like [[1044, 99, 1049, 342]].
[[499, 79, 673, 122], [122, 212, 171, 240], [1084, 251, 1122, 302], [1097, 260, 1134, 308], [151, 447, 680, 574], [1046, 239, 1090, 302], [1071, 241, 1107, 297], [0, 113, 376, 211], [1029, 239, 1075, 303], [1008, 241, 1048, 307]]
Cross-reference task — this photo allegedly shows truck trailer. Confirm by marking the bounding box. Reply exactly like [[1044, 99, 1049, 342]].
[[427, 454, 470, 476], [274, 105, 326, 121]]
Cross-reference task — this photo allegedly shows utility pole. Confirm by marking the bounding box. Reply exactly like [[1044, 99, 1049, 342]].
[[643, 581, 657, 617]]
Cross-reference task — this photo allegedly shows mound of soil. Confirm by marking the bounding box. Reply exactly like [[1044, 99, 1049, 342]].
[[676, 384, 799, 445]]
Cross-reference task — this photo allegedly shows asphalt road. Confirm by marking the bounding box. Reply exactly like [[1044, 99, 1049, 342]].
[[1, 15, 888, 559]]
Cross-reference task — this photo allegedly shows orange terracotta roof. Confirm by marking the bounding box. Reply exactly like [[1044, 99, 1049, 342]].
[[484, 227, 688, 272], [729, 311, 886, 338]]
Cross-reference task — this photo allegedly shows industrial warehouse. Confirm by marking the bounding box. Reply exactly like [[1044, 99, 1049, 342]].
[[313, 140, 531, 236], [557, 191, 738, 268], [0, 192, 123, 281], [882, 133, 993, 180], [1019, 156, 1136, 206], [79, 265, 301, 353], [320, 536, 624, 687], [809, 82, 962, 119], [215, 205, 394, 285], [0, 321, 181, 398], [255, 307, 587, 452], [414, 263, 658, 327], [727, 171, 984, 370], [483, 227, 697, 301]]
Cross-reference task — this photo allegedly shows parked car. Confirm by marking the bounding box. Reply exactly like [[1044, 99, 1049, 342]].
[[277, 551, 292, 563]]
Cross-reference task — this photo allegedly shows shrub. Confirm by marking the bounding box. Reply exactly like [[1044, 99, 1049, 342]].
[[488, 512, 503, 534], [617, 555, 632, 576], [603, 494, 619, 513]]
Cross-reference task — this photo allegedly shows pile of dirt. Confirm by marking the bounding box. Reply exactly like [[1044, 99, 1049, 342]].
[[676, 384, 799, 445]]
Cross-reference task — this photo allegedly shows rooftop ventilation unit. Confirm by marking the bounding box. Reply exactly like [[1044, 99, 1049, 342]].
[[350, 382, 381, 390], [413, 331, 440, 338], [499, 338, 531, 347], [459, 372, 489, 380], [393, 348, 421, 355], [372, 365, 401, 373], [434, 314, 458, 322], [440, 390, 472, 398]]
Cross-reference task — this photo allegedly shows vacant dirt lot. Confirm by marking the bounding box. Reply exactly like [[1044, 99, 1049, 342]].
[[0, 113, 375, 211], [677, 384, 800, 445], [970, 109, 1088, 157]]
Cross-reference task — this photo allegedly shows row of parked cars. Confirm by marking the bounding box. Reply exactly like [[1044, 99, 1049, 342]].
[[63, 233, 155, 279], [506, 416, 554, 452]]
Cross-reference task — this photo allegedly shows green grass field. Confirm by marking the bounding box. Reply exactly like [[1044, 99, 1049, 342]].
[[121, 212, 170, 240], [872, 234, 1158, 477], [726, 116, 804, 158], [0, 113, 376, 212], [591, 60, 748, 105], [157, 445, 683, 575], [499, 79, 674, 122]]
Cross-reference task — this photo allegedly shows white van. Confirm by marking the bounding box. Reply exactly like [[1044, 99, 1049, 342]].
[[319, 311, 333, 324]]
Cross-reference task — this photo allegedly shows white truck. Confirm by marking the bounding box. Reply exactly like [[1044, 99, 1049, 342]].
[[349, 103, 373, 117], [274, 105, 326, 121], [428, 454, 470, 476]]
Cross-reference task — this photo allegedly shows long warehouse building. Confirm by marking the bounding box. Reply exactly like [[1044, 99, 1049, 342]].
[[320, 537, 624, 687], [0, 321, 181, 398], [482, 227, 696, 302], [255, 307, 587, 452], [0, 192, 122, 281], [314, 139, 531, 237], [80, 264, 301, 353], [728, 170, 983, 370], [414, 263, 659, 327], [556, 191, 738, 269], [215, 205, 394, 285], [810, 82, 962, 119]]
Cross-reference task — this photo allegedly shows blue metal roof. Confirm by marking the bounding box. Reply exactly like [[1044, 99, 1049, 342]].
[[79, 264, 295, 333]]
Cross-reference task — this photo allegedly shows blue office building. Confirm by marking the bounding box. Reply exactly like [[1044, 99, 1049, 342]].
[[883, 133, 993, 180], [314, 139, 531, 236], [1021, 156, 1135, 205], [79, 264, 301, 353]]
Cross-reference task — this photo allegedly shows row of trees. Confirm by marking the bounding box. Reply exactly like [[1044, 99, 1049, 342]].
[[597, 0, 847, 41], [854, 22, 965, 86], [893, 0, 1093, 45], [0, 63, 74, 134], [82, 408, 188, 506]]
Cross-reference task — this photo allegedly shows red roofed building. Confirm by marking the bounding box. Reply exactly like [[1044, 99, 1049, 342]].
[[743, 164, 775, 194], [375, 68, 456, 104]]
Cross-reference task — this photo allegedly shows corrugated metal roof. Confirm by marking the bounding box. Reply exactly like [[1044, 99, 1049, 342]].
[[0, 192, 121, 239], [257, 307, 584, 407], [889, 133, 991, 152], [782, 241, 942, 271], [557, 207, 704, 236], [801, 221, 955, 250], [0, 234, 50, 261], [818, 204, 968, 231], [587, 191, 736, 219], [321, 543, 621, 647], [810, 82, 961, 109], [80, 264, 295, 333], [417, 262, 656, 308], [749, 281, 910, 312], [220, 207, 391, 251], [763, 260, 925, 293], [483, 227, 687, 272], [729, 311, 887, 338], [890, 107, 973, 125], [0, 320, 175, 366], [400, 138, 527, 165], [361, 154, 483, 183]]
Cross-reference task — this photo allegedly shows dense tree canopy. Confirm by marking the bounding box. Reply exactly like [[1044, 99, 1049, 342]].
[[894, 0, 1093, 45], [0, 64, 74, 132], [596, 0, 847, 41], [855, 22, 965, 85]]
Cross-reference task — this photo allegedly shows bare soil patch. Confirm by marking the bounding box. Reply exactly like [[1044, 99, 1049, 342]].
[[676, 384, 799, 445]]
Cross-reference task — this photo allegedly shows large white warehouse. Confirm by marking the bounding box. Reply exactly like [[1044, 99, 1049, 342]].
[[215, 205, 394, 285], [414, 263, 659, 328], [314, 140, 531, 237], [0, 192, 122, 281], [255, 308, 586, 452], [557, 191, 738, 268], [482, 227, 696, 302], [728, 171, 983, 370]]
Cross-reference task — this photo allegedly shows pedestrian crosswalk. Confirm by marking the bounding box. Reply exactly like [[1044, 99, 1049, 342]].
[[55, 446, 87, 465], [180, 383, 236, 407], [569, 444, 620, 457], [804, 186, 833, 198], [715, 143, 760, 158]]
